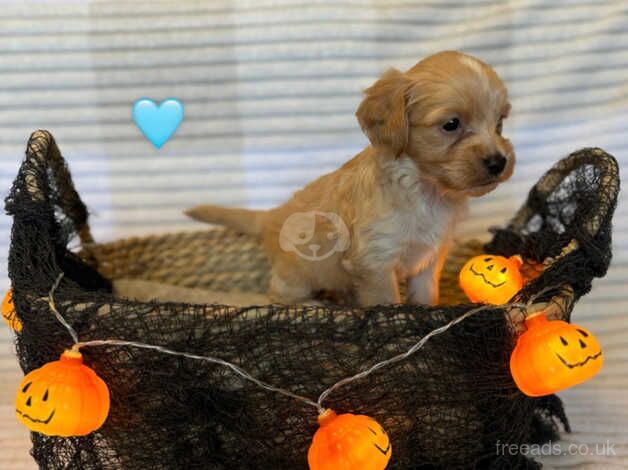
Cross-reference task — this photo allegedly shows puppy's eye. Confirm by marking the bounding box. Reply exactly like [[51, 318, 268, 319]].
[[442, 118, 460, 132], [496, 117, 504, 135]]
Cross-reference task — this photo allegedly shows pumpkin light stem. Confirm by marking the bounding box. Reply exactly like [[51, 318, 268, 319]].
[[60, 349, 84, 366], [523, 312, 549, 330], [317, 408, 337, 427]]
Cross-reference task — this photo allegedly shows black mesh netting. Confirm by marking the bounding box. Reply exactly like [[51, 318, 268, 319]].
[[5, 130, 620, 469]]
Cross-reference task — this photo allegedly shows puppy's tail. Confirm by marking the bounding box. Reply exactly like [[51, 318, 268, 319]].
[[185, 204, 265, 237]]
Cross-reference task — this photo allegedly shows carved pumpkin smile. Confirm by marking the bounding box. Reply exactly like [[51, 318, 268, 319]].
[[373, 440, 391, 455], [15, 408, 56, 424], [2, 289, 22, 332], [556, 351, 602, 369], [369, 425, 391, 455], [469, 264, 506, 288]]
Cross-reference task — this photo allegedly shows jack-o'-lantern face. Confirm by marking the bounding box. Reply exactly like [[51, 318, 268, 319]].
[[510, 314, 603, 396], [364, 419, 391, 459], [2, 289, 22, 332], [15, 378, 56, 429], [15, 350, 110, 436], [308, 409, 391, 470], [459, 254, 524, 304]]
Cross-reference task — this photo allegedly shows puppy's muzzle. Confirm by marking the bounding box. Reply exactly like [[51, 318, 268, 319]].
[[483, 153, 507, 176]]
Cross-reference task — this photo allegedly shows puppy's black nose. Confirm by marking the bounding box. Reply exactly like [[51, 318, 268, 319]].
[[483, 153, 507, 176]]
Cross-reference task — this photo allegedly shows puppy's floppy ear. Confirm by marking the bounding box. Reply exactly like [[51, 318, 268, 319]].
[[356, 68, 413, 156]]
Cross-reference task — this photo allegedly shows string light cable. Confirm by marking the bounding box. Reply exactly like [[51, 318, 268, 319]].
[[43, 273, 558, 415]]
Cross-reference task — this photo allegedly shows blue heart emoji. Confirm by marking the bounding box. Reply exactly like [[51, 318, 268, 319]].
[[132, 98, 184, 148]]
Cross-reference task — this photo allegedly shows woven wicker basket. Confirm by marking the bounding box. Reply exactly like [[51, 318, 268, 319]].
[[80, 223, 481, 307], [6, 130, 619, 469]]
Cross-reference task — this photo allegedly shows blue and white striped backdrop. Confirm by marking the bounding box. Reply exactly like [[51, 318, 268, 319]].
[[1, 1, 627, 468]]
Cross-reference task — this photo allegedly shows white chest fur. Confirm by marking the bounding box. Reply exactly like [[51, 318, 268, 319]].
[[365, 157, 467, 278], [396, 193, 463, 276]]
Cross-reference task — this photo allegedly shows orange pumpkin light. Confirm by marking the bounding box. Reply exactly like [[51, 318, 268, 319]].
[[2, 288, 22, 332], [308, 409, 391, 470], [510, 314, 603, 397], [15, 349, 110, 436], [459, 254, 524, 304]]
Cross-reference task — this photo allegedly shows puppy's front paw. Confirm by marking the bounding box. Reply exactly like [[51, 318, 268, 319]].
[[407, 274, 439, 306], [408, 291, 439, 306]]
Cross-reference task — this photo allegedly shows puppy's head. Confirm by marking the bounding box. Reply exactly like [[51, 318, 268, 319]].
[[356, 51, 514, 197]]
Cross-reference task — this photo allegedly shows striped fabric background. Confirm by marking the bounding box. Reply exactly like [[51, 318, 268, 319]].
[[0, 1, 626, 468]]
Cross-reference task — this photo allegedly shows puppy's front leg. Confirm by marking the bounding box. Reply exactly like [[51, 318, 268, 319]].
[[408, 245, 449, 306], [355, 270, 401, 306]]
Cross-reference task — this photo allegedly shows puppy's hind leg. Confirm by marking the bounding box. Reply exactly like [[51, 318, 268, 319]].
[[268, 268, 314, 304]]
